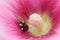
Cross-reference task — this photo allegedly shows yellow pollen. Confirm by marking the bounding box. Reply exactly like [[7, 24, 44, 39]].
[[28, 13, 52, 36]]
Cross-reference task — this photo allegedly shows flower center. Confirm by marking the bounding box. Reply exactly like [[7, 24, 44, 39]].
[[17, 13, 52, 37], [28, 13, 52, 36]]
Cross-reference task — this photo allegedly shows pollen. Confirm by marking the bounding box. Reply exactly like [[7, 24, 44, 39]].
[[28, 13, 52, 36]]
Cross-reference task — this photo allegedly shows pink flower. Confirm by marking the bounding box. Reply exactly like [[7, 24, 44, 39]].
[[0, 0, 60, 40]]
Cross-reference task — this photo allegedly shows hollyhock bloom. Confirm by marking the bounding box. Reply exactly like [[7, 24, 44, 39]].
[[0, 0, 60, 40]]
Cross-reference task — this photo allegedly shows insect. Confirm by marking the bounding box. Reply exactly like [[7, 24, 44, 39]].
[[17, 16, 29, 32]]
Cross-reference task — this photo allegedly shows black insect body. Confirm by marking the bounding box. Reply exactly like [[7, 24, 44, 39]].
[[19, 21, 29, 32]]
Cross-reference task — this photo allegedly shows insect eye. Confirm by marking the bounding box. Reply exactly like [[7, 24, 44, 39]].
[[22, 24, 29, 32], [19, 23, 29, 32]]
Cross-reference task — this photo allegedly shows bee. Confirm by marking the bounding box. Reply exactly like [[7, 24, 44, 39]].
[[17, 16, 29, 32]]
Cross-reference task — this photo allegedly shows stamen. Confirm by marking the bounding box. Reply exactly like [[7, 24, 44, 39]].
[[28, 13, 52, 36]]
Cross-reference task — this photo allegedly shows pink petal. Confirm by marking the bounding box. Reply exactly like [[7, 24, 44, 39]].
[[0, 0, 24, 40], [0, 0, 60, 40]]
